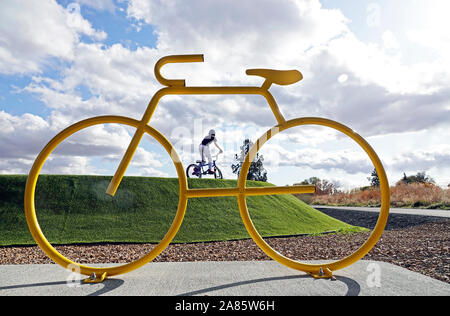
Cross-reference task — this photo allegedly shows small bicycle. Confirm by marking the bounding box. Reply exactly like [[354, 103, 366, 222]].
[[24, 54, 390, 282], [186, 154, 223, 179]]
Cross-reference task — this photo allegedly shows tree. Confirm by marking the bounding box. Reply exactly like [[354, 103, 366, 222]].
[[297, 177, 340, 195], [231, 139, 267, 182], [397, 172, 435, 185], [299, 177, 321, 186], [367, 168, 380, 187]]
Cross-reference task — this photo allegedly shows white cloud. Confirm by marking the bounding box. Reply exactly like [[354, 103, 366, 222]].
[[261, 143, 372, 174], [22, 0, 448, 138], [123, 0, 450, 138], [0, 158, 35, 175], [1, 0, 449, 187], [0, 109, 171, 177], [0, 111, 51, 159], [0, 0, 106, 75], [127, 0, 349, 70], [130, 147, 164, 168], [390, 145, 450, 173], [382, 30, 400, 52], [75, 0, 116, 13], [22, 42, 161, 130], [65, 3, 107, 41], [41, 155, 95, 175], [403, 1, 450, 57]]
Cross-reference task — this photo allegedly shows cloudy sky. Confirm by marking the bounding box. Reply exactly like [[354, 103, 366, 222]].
[[1, 0, 449, 189]]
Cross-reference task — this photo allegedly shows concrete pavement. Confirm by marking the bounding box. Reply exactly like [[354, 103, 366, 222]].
[[1, 260, 449, 296]]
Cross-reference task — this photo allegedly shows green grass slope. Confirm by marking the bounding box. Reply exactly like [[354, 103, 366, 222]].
[[0, 175, 361, 246]]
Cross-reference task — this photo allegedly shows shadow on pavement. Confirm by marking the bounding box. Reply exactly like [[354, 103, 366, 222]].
[[177, 274, 361, 296], [0, 278, 124, 296]]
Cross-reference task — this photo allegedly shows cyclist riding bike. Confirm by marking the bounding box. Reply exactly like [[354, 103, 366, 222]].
[[199, 129, 223, 174]]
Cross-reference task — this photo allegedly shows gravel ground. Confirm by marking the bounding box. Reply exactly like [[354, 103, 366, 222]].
[[1, 210, 449, 284]]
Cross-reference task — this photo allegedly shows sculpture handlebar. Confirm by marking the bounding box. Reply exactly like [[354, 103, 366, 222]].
[[154, 54, 204, 87]]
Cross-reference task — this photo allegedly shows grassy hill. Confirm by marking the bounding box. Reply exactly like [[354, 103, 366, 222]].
[[0, 175, 362, 246]]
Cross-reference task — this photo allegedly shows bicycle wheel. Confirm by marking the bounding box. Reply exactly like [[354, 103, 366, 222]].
[[186, 164, 201, 178], [237, 117, 390, 277], [24, 115, 188, 279], [214, 166, 223, 179]]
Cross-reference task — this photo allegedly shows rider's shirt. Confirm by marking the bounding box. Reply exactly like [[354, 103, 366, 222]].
[[201, 135, 217, 146]]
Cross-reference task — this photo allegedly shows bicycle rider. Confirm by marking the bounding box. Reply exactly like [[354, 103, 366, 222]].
[[199, 129, 223, 174]]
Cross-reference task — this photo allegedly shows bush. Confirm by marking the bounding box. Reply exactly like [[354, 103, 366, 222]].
[[391, 182, 449, 208], [303, 182, 450, 209]]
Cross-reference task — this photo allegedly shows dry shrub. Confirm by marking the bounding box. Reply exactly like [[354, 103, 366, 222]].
[[391, 183, 449, 207], [309, 182, 450, 208]]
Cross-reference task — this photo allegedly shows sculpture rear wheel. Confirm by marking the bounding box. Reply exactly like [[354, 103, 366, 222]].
[[237, 117, 390, 277], [24, 115, 188, 279]]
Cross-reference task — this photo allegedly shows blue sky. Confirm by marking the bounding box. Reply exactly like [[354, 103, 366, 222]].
[[0, 0, 156, 116], [1, 0, 449, 189]]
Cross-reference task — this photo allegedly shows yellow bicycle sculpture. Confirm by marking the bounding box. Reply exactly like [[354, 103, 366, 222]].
[[24, 54, 390, 283]]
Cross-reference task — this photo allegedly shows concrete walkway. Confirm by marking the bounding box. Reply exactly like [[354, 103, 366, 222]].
[[313, 206, 450, 218], [0, 260, 448, 296]]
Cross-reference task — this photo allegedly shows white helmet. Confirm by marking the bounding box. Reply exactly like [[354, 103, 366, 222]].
[[208, 129, 216, 136]]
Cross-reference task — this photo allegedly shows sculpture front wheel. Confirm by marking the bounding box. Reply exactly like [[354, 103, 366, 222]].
[[237, 117, 390, 278], [24, 115, 188, 279]]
